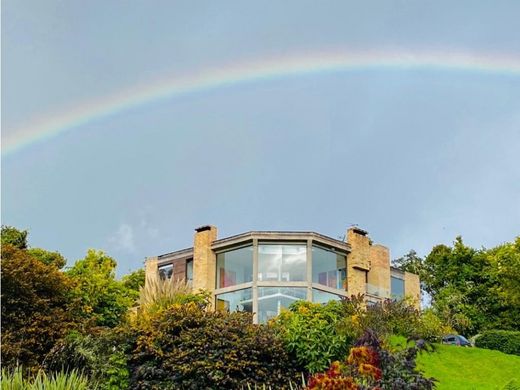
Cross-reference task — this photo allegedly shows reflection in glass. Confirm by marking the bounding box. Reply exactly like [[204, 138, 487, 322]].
[[257, 287, 307, 323], [158, 264, 173, 280], [391, 276, 405, 299], [216, 288, 253, 313], [258, 244, 306, 282], [186, 259, 193, 285], [216, 246, 253, 288], [312, 288, 342, 304], [312, 246, 346, 290]]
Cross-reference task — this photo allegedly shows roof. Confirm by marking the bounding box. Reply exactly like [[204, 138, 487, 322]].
[[156, 230, 350, 263]]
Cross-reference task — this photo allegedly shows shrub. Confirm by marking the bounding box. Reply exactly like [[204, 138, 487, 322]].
[[306, 330, 436, 389], [475, 330, 520, 356], [359, 298, 422, 338], [44, 328, 129, 390], [0, 366, 94, 390], [127, 301, 300, 389], [272, 300, 352, 373], [417, 309, 455, 342]]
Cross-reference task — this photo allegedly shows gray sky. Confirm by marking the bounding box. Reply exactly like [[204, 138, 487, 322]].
[[2, 1, 520, 275]]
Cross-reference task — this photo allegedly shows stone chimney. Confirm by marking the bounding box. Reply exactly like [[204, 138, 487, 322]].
[[192, 225, 218, 291]]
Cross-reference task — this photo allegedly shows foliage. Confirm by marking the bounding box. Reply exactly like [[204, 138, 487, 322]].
[[416, 309, 454, 342], [1, 244, 77, 371], [272, 300, 351, 373], [0, 366, 94, 390], [127, 299, 300, 389], [121, 268, 145, 295], [417, 343, 520, 389], [66, 249, 135, 327], [44, 328, 130, 390], [475, 330, 520, 356], [306, 330, 435, 389], [393, 249, 424, 276], [1, 225, 28, 249], [399, 236, 520, 335], [135, 274, 204, 312], [27, 247, 67, 269], [359, 298, 422, 339]]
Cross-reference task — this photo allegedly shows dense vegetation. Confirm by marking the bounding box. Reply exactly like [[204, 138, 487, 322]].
[[2, 225, 519, 389], [475, 330, 520, 356], [394, 237, 520, 336]]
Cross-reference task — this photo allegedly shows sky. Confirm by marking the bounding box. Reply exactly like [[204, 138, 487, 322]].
[[2, 1, 520, 276]]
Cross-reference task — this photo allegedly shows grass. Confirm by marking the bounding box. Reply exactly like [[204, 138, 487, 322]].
[[416, 344, 520, 390]]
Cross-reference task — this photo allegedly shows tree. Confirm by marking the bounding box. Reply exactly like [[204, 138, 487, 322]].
[[1, 244, 77, 370], [27, 248, 67, 269], [420, 236, 520, 335], [392, 250, 424, 276], [1, 225, 28, 249], [67, 250, 134, 327]]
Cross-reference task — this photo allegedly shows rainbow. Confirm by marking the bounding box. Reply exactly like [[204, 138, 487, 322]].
[[3, 49, 520, 156]]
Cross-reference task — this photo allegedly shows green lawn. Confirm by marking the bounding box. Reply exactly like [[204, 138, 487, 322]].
[[416, 344, 520, 389]]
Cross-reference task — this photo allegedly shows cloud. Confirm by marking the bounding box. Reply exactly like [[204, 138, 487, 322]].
[[109, 223, 137, 254]]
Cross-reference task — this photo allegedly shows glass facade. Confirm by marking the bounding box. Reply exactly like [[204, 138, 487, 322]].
[[216, 246, 253, 288], [257, 287, 307, 323], [258, 244, 307, 282], [214, 240, 349, 323], [312, 288, 342, 304], [391, 276, 405, 299], [312, 246, 347, 289], [216, 288, 253, 313]]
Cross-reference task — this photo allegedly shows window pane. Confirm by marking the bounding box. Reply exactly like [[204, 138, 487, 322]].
[[312, 246, 346, 290], [258, 244, 307, 282], [158, 264, 173, 280], [257, 287, 307, 323], [186, 259, 193, 284], [391, 276, 405, 298], [216, 246, 253, 288], [216, 288, 252, 313], [312, 288, 342, 304]]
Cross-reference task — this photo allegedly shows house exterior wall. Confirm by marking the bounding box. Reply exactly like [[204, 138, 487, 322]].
[[144, 225, 421, 314]]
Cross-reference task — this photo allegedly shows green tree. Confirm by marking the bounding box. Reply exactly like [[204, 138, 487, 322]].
[[27, 248, 67, 269], [1, 244, 77, 370], [1, 225, 28, 249], [393, 249, 425, 277], [421, 236, 520, 335], [67, 250, 134, 327]]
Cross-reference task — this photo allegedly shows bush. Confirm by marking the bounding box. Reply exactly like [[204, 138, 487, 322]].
[[475, 330, 520, 356], [306, 330, 436, 389], [127, 300, 300, 389], [44, 329, 129, 390], [417, 309, 455, 342], [273, 300, 352, 373], [0, 366, 94, 390]]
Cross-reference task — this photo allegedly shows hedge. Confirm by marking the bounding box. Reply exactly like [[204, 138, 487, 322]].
[[475, 330, 520, 356]]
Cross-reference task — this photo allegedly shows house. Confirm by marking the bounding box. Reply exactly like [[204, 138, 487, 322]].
[[144, 225, 420, 323]]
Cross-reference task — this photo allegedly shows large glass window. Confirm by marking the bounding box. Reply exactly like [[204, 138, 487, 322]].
[[312, 246, 347, 290], [216, 288, 252, 313], [158, 263, 173, 280], [391, 276, 405, 299], [312, 288, 343, 304], [258, 244, 307, 282], [257, 287, 307, 323], [216, 246, 253, 288]]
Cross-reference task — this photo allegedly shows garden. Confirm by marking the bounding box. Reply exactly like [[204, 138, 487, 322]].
[[1, 226, 519, 389]]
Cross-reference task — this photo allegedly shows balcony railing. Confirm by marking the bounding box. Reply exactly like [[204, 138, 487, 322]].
[[366, 283, 390, 298]]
